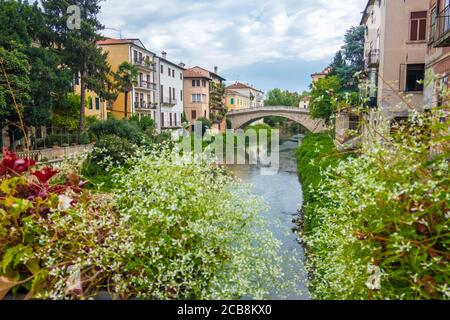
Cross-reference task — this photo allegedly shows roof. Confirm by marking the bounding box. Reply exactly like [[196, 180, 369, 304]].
[[226, 82, 263, 93], [183, 67, 212, 80], [158, 56, 186, 70], [97, 38, 155, 54], [193, 66, 226, 81], [311, 66, 332, 77], [360, 0, 375, 26], [225, 89, 248, 98]]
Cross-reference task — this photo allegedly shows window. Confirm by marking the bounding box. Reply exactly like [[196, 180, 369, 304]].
[[230, 98, 235, 105], [134, 50, 138, 63], [196, 80, 200, 87], [174, 113, 177, 125], [204, 111, 207, 117], [169, 113, 173, 126], [410, 11, 427, 41], [180, 90, 183, 101], [172, 70, 175, 77], [405, 64, 425, 92], [168, 67, 171, 76], [88, 97, 93, 110], [191, 110, 197, 120], [192, 80, 196, 87], [202, 80, 207, 87], [192, 94, 201, 102], [161, 65, 164, 74], [173, 88, 175, 99], [180, 73, 183, 80], [95, 97, 100, 110], [161, 113, 165, 126], [160, 85, 164, 103]]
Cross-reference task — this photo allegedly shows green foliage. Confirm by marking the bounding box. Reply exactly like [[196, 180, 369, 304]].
[[113, 61, 138, 118], [110, 148, 287, 299], [329, 26, 364, 92], [296, 133, 345, 232], [52, 93, 82, 131], [264, 88, 302, 107], [309, 76, 342, 125], [89, 118, 146, 146], [129, 114, 155, 133], [298, 111, 450, 300], [197, 117, 212, 129]]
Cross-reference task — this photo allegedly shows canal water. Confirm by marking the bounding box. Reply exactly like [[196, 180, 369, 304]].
[[228, 134, 310, 300]]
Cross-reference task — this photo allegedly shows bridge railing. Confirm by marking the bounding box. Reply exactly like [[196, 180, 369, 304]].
[[228, 106, 309, 113]]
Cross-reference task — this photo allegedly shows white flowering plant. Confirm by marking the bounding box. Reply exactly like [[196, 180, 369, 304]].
[[298, 108, 449, 300]]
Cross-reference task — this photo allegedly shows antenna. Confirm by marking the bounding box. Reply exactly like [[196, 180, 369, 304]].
[[104, 27, 123, 39]]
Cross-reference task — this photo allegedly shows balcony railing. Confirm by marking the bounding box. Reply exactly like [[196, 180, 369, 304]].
[[134, 59, 155, 71], [364, 49, 380, 70], [134, 101, 156, 110], [136, 81, 156, 90], [430, 5, 450, 47], [162, 97, 177, 105]]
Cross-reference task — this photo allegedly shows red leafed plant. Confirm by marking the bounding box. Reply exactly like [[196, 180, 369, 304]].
[[0, 147, 36, 176]]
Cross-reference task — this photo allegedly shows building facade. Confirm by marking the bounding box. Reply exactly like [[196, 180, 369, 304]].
[[299, 96, 310, 109], [225, 82, 264, 109], [156, 52, 185, 131], [225, 89, 250, 111], [97, 39, 159, 125], [183, 66, 226, 131], [425, 0, 450, 108], [360, 0, 427, 121]]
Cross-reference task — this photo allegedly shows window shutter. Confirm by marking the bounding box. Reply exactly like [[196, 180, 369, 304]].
[[411, 19, 418, 41]]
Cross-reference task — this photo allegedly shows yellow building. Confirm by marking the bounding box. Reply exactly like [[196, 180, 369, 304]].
[[97, 38, 158, 121], [73, 75, 108, 120], [225, 89, 250, 111]]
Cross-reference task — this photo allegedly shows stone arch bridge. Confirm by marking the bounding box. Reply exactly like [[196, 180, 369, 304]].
[[227, 106, 326, 133]]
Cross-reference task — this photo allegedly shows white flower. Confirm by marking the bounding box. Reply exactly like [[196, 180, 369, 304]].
[[365, 264, 382, 291], [58, 194, 73, 211]]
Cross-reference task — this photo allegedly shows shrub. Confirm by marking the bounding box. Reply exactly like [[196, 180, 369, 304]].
[[81, 135, 138, 186], [299, 111, 449, 300], [89, 118, 146, 145], [110, 148, 288, 299]]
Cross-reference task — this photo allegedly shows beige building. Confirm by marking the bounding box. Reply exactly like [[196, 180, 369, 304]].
[[183, 66, 226, 131], [225, 82, 264, 109], [311, 67, 331, 85], [360, 0, 427, 120], [225, 89, 250, 111], [97, 39, 158, 123], [299, 96, 310, 109]]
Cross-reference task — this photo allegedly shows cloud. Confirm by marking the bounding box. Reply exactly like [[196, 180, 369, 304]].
[[99, 0, 367, 90]]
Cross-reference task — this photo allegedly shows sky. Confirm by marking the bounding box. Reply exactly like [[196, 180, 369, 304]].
[[99, 0, 368, 93]]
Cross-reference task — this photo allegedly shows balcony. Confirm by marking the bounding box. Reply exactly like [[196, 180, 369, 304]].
[[162, 97, 177, 106], [136, 81, 156, 91], [430, 5, 450, 47], [364, 49, 380, 70], [134, 101, 156, 110], [134, 59, 155, 71]]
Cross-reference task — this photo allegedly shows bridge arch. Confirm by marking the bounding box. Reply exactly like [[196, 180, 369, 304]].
[[226, 107, 326, 133]]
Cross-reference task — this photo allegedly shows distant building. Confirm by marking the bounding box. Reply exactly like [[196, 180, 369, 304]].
[[311, 67, 331, 85], [183, 66, 226, 131], [97, 38, 159, 125], [359, 0, 427, 117], [225, 82, 264, 109], [425, 0, 450, 108], [225, 90, 250, 111], [299, 96, 310, 109], [156, 51, 185, 132]]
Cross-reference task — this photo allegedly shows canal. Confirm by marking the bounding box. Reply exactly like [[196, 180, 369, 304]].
[[228, 134, 310, 300]]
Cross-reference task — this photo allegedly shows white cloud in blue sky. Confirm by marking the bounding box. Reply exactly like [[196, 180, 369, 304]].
[[99, 0, 367, 92]]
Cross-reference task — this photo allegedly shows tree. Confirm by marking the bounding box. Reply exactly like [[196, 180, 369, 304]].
[[309, 76, 342, 125], [209, 81, 226, 123], [264, 88, 302, 107], [41, 0, 114, 141], [114, 61, 138, 119], [329, 26, 364, 92]]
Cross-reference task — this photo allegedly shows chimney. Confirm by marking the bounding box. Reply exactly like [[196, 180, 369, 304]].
[[214, 66, 218, 74], [178, 62, 186, 68], [161, 51, 167, 59]]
